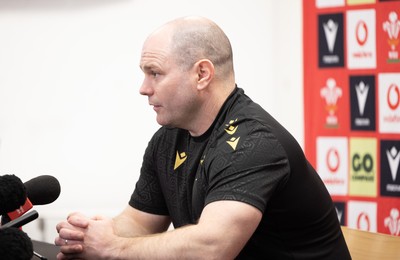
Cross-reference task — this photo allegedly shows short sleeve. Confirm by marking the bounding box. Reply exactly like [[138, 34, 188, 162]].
[[129, 132, 169, 216]]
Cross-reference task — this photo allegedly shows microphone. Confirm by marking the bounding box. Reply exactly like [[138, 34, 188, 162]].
[[0, 226, 34, 260], [0, 210, 47, 259], [0, 174, 61, 224], [0, 174, 27, 215], [0, 175, 56, 260], [24, 175, 61, 206]]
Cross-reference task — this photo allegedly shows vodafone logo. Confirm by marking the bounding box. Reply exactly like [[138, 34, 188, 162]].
[[326, 148, 340, 173], [357, 212, 371, 231], [317, 137, 348, 195], [387, 84, 400, 110], [347, 10, 376, 69], [379, 74, 400, 133], [348, 201, 377, 232], [356, 20, 368, 46]]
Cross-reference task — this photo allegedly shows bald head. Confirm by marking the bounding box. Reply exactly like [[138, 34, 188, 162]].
[[140, 17, 236, 135], [146, 16, 235, 81]]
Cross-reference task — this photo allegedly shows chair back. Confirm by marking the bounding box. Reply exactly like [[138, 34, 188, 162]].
[[341, 226, 400, 260]]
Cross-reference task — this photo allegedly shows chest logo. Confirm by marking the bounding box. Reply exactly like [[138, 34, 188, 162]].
[[225, 119, 238, 135], [174, 151, 187, 170], [227, 137, 240, 151], [200, 155, 206, 165]]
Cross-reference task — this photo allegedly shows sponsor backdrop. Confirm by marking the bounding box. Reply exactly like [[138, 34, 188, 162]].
[[304, 0, 400, 235]]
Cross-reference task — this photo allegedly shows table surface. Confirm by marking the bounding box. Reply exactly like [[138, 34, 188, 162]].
[[32, 240, 60, 260]]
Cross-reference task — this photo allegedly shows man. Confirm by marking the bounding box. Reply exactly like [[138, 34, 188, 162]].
[[55, 16, 351, 259]]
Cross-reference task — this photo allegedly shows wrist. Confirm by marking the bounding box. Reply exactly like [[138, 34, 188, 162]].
[[106, 236, 135, 260]]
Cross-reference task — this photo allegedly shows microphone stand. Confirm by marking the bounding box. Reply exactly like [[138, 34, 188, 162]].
[[33, 250, 47, 260], [1, 210, 48, 260]]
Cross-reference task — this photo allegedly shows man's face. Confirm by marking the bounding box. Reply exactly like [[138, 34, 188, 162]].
[[139, 31, 200, 128]]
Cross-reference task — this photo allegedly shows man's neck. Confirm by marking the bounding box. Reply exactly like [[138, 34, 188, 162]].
[[188, 83, 235, 137]]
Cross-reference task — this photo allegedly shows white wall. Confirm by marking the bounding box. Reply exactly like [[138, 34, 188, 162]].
[[0, 0, 302, 242]]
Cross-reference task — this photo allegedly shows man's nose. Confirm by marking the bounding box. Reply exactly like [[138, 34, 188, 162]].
[[139, 78, 153, 96]]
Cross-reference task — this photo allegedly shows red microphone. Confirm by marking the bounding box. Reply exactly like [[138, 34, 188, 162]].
[[7, 197, 33, 220]]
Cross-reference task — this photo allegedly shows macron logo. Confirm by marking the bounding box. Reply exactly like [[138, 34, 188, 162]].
[[355, 81, 369, 116], [174, 151, 187, 170], [323, 19, 338, 53], [387, 146, 400, 181], [335, 207, 343, 222]]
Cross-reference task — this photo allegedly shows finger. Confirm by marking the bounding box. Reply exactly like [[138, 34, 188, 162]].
[[57, 251, 83, 260], [56, 220, 70, 233], [59, 244, 84, 255], [56, 212, 88, 233], [67, 215, 90, 228], [54, 236, 83, 247], [58, 227, 85, 241], [67, 211, 87, 220], [57, 219, 88, 235]]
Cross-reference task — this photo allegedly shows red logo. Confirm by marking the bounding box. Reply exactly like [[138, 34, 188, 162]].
[[357, 212, 371, 231], [356, 21, 368, 46], [327, 148, 340, 173], [387, 83, 400, 110]]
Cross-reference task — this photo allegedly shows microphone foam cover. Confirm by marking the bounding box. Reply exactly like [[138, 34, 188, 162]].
[[0, 175, 27, 215], [24, 175, 61, 205], [0, 227, 33, 260]]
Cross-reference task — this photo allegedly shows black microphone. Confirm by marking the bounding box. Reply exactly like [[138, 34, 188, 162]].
[[0, 226, 34, 260], [24, 175, 61, 206], [1, 175, 61, 224]]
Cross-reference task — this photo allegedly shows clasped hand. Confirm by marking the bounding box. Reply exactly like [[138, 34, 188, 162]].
[[55, 212, 117, 260]]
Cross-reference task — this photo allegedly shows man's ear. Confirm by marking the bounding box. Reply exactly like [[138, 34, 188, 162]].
[[195, 59, 214, 90]]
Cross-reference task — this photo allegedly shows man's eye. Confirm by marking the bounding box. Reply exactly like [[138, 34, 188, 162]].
[[151, 71, 160, 77]]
